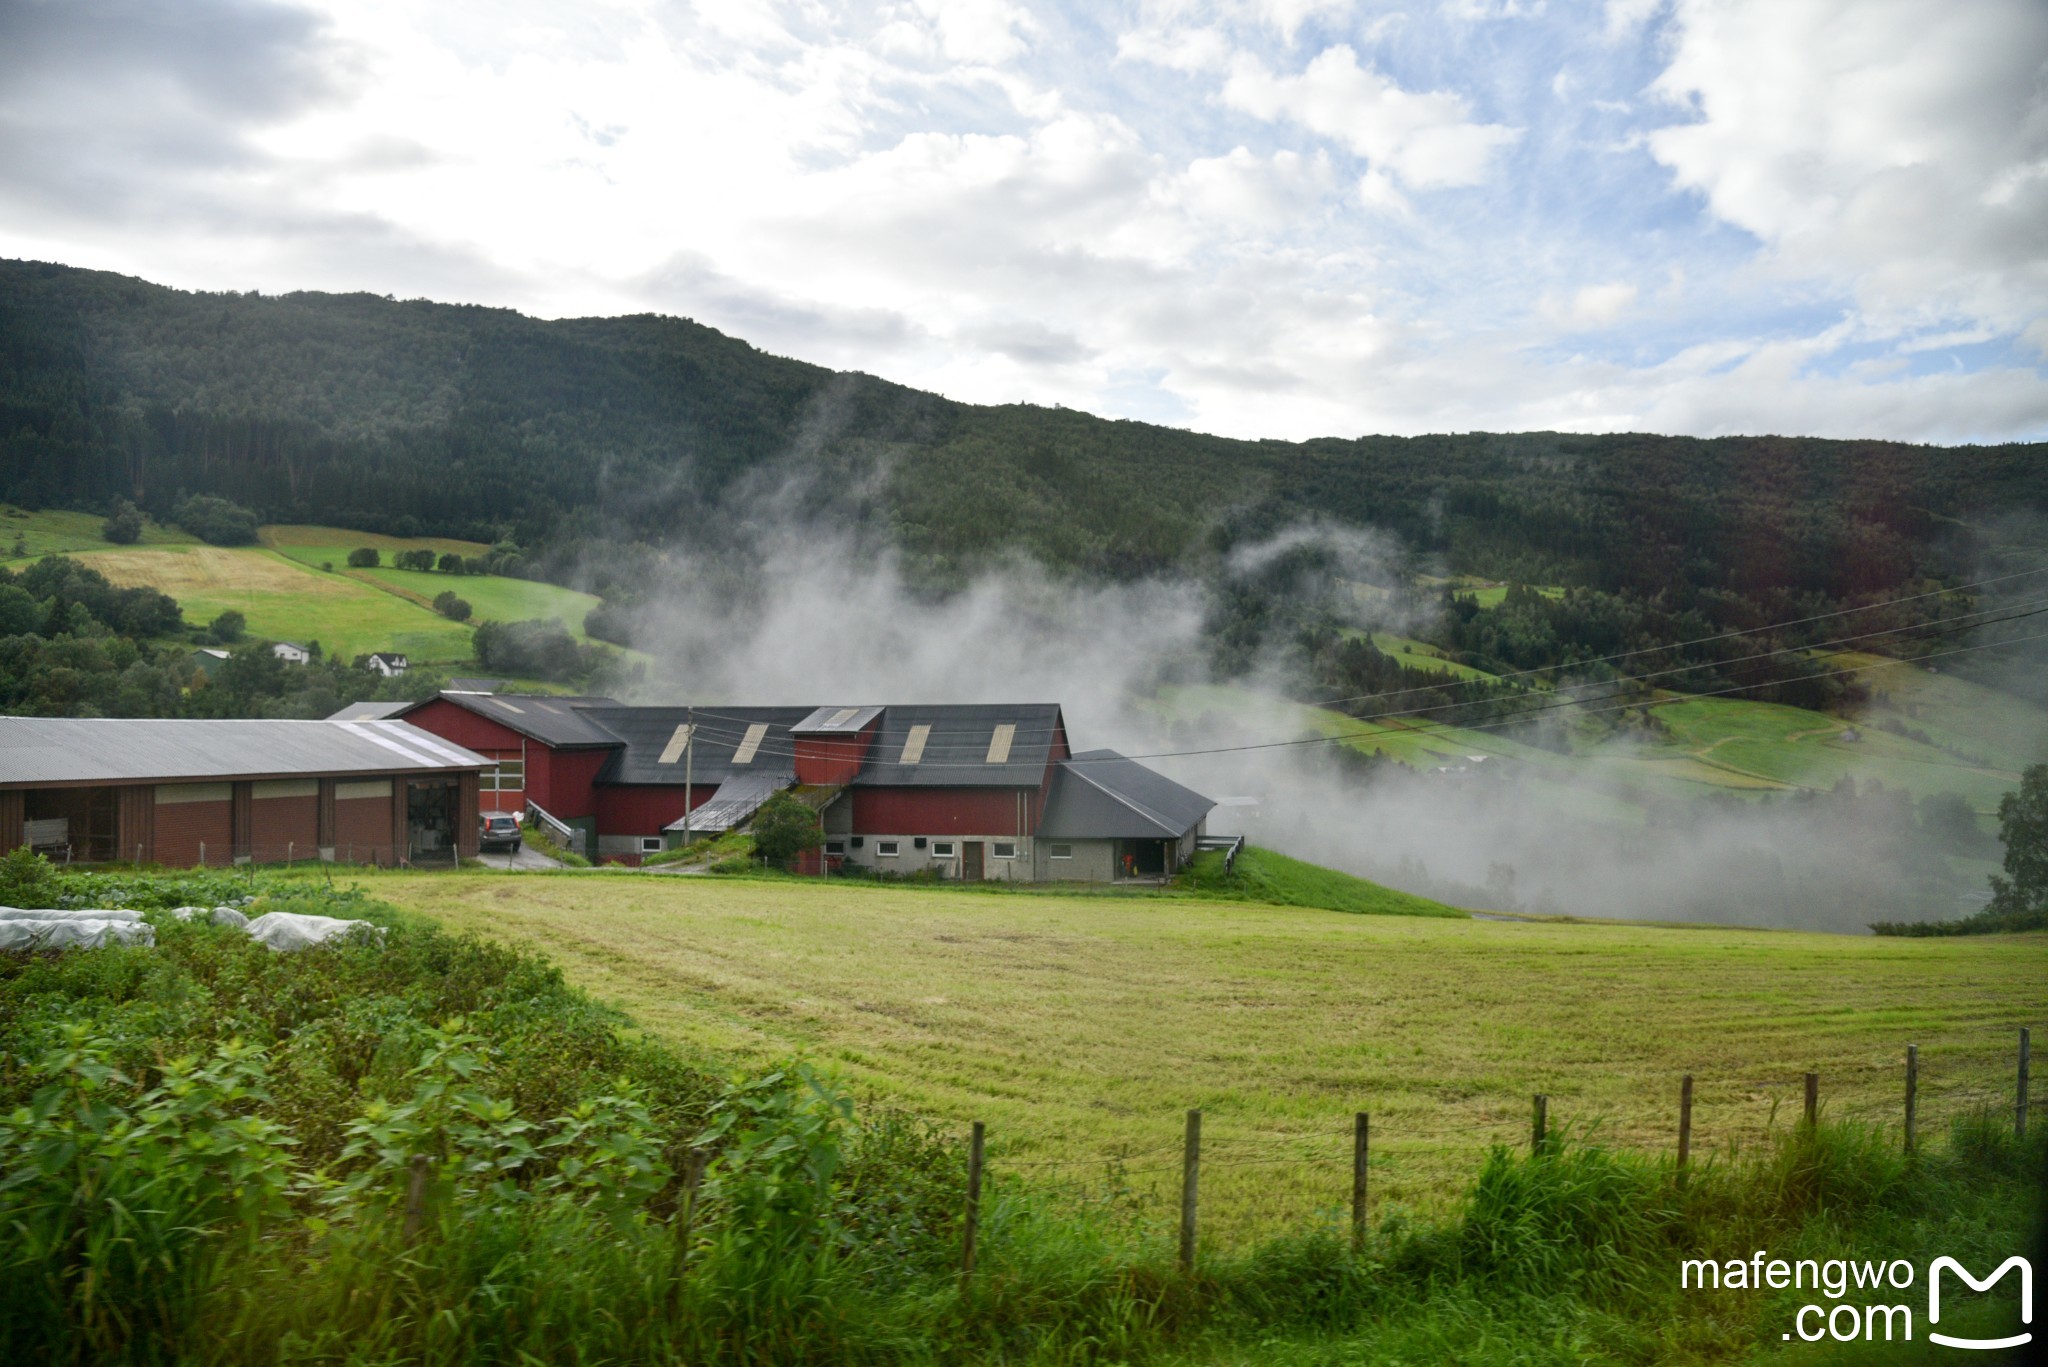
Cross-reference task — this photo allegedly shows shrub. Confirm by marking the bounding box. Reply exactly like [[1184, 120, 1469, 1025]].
[[750, 793, 823, 870], [101, 500, 141, 545], [170, 494, 258, 546], [475, 618, 587, 682], [437, 552, 465, 574], [346, 547, 380, 568], [207, 609, 246, 644], [432, 590, 473, 622]]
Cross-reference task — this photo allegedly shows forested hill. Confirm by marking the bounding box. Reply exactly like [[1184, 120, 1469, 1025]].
[[3, 256, 2045, 603]]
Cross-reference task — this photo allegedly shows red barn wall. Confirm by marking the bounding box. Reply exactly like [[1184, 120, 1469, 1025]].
[[850, 787, 1040, 837], [530, 746, 610, 819], [794, 724, 877, 786], [596, 785, 698, 836], [250, 779, 320, 860], [154, 783, 234, 865], [334, 780, 395, 862]]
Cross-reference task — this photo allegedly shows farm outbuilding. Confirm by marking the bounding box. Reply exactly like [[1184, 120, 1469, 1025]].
[[390, 693, 1215, 879], [0, 716, 489, 866]]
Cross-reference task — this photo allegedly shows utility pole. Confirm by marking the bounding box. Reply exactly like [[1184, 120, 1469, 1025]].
[[683, 705, 694, 848]]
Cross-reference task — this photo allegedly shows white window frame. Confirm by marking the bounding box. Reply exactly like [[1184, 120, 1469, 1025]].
[[640, 836, 664, 854], [1049, 843, 1073, 859], [482, 758, 525, 793], [826, 840, 845, 855], [931, 841, 956, 858], [876, 840, 900, 857], [991, 841, 1018, 860]]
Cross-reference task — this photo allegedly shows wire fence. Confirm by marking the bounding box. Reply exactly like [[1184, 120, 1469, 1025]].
[[54, 841, 469, 870], [950, 1028, 2037, 1259]]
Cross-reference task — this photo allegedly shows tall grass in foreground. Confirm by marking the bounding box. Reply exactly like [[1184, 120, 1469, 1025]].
[[1, 868, 2040, 1365]]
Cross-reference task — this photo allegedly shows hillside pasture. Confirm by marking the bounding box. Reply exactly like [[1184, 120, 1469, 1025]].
[[74, 544, 476, 662], [356, 565, 602, 641], [0, 502, 193, 563], [376, 869, 2048, 1249]]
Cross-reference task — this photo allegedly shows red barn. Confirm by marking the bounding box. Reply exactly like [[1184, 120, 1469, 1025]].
[[396, 692, 623, 851]]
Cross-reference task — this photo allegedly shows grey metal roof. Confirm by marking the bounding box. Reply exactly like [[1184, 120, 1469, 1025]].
[[790, 705, 884, 736], [852, 704, 1066, 788], [0, 717, 488, 787], [584, 706, 808, 787], [1038, 749, 1215, 840], [407, 692, 625, 748], [326, 701, 410, 722], [660, 771, 787, 835]]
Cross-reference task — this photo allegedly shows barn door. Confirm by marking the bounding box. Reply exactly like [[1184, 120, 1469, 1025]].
[[963, 841, 985, 880]]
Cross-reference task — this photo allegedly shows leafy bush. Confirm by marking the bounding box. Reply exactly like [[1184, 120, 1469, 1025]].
[[751, 793, 823, 870], [100, 499, 141, 544], [437, 552, 466, 573], [170, 495, 258, 547], [206, 608, 246, 643], [475, 618, 588, 682], [346, 547, 379, 568], [394, 549, 437, 572], [432, 590, 472, 621]]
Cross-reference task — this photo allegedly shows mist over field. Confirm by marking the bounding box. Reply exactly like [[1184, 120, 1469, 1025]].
[[610, 516, 2018, 934]]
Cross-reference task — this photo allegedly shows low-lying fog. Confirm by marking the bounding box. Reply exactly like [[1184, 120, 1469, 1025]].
[[609, 523, 2038, 934]]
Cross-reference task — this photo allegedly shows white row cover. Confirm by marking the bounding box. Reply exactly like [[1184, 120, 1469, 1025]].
[[0, 905, 379, 952]]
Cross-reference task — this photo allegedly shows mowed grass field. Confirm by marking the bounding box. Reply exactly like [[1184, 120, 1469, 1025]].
[[0, 509, 605, 663], [371, 870, 2048, 1248]]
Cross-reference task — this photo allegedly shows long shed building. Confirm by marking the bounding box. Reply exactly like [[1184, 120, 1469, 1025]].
[[0, 717, 488, 865]]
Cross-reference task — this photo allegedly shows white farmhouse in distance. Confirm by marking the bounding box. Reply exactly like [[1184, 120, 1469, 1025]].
[[366, 652, 409, 677], [270, 641, 311, 665]]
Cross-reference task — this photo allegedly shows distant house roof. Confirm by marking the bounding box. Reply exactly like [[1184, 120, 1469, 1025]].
[[1037, 749, 1215, 840], [368, 652, 408, 665], [326, 701, 410, 722], [0, 717, 487, 788], [273, 641, 306, 651], [192, 648, 230, 660], [584, 705, 810, 787], [851, 704, 1065, 788], [405, 691, 624, 748]]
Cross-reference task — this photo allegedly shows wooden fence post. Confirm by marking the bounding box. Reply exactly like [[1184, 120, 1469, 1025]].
[[1904, 1045, 1918, 1155], [1532, 1094, 1548, 1155], [2020, 1028, 2031, 1140], [1351, 1112, 1369, 1254], [961, 1121, 985, 1288], [1179, 1109, 1201, 1275], [1677, 1075, 1693, 1183], [1803, 1072, 1818, 1130], [402, 1153, 431, 1244], [671, 1147, 709, 1308]]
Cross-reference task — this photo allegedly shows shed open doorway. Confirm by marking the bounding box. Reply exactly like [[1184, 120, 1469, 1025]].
[[1116, 838, 1168, 879], [406, 779, 459, 865], [24, 787, 118, 863]]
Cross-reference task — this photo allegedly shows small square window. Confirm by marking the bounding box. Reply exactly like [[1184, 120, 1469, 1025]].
[[913, 836, 928, 850], [826, 840, 845, 855], [931, 841, 955, 858], [877, 840, 900, 857], [850, 836, 864, 849], [641, 836, 664, 854], [992, 842, 1017, 859], [1049, 843, 1073, 859]]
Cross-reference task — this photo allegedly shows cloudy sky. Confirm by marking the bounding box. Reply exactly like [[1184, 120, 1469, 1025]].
[[2, 0, 2044, 442]]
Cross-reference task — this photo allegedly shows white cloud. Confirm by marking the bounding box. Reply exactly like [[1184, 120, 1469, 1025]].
[[1601, 0, 1661, 41], [1222, 44, 1521, 187], [1647, 0, 2048, 341], [910, 0, 1034, 64]]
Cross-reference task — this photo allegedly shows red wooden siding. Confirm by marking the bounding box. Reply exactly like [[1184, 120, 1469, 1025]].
[[250, 780, 319, 859], [154, 786, 233, 866], [850, 786, 1041, 837], [595, 784, 698, 836], [529, 746, 611, 819], [402, 699, 529, 752], [334, 783, 394, 861], [794, 723, 878, 786]]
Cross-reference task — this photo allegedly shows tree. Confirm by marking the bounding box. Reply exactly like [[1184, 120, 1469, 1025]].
[[208, 610, 247, 644], [347, 547, 380, 568], [437, 552, 465, 574], [1986, 763, 2048, 927], [102, 499, 142, 544], [750, 793, 823, 870], [170, 494, 259, 546], [432, 590, 472, 621]]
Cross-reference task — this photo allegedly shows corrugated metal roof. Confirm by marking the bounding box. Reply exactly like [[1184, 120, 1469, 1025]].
[[405, 692, 625, 748], [790, 705, 884, 735], [852, 704, 1065, 788], [583, 706, 809, 787], [0, 717, 489, 787], [1038, 749, 1215, 840], [660, 771, 787, 835], [326, 701, 410, 722]]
